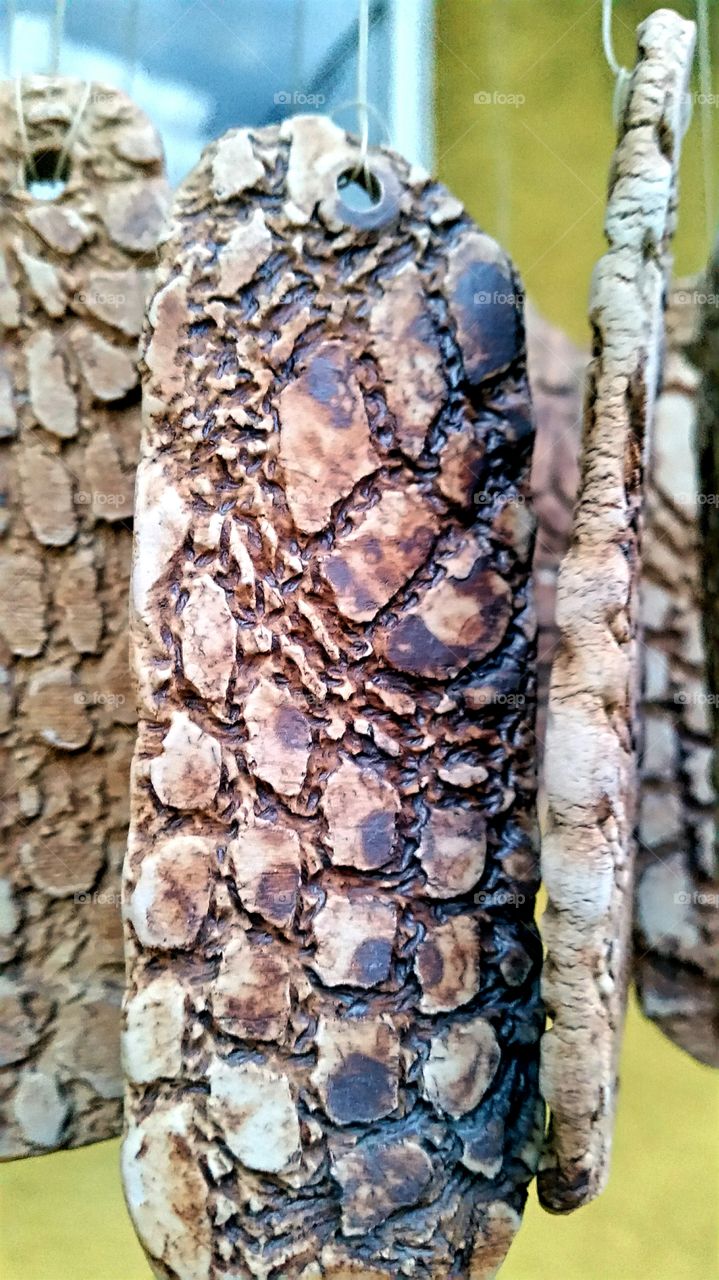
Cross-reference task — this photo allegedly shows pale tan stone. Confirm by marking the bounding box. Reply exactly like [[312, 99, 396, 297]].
[[123, 972, 187, 1083], [422, 1018, 500, 1116], [71, 325, 138, 401], [181, 574, 236, 702], [150, 711, 222, 810], [216, 209, 272, 295], [13, 1070, 68, 1147], [208, 1059, 301, 1173], [369, 263, 445, 458], [418, 807, 487, 897], [242, 677, 312, 798], [123, 1101, 212, 1280], [278, 343, 378, 534], [321, 756, 400, 870], [211, 129, 264, 201], [229, 820, 301, 928], [311, 888, 397, 988], [414, 916, 480, 1012], [25, 330, 77, 437], [127, 834, 213, 949]]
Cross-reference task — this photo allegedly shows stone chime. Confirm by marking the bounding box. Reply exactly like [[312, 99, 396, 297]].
[[0, 77, 168, 1157], [0, 7, 715, 1280]]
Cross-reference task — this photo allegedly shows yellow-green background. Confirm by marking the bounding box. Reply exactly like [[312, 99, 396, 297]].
[[2, 2, 719, 1277]]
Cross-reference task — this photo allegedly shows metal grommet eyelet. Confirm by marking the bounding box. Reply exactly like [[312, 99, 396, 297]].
[[323, 155, 402, 232]]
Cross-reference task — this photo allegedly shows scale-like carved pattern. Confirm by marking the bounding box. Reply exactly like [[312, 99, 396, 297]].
[[539, 12, 696, 1212], [525, 307, 584, 758], [123, 116, 542, 1279], [0, 77, 167, 1157], [529, 288, 719, 1069], [635, 281, 719, 1068]]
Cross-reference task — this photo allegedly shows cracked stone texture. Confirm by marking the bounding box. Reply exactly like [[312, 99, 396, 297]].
[[525, 306, 584, 761], [538, 11, 696, 1214], [0, 77, 167, 1158], [530, 286, 719, 1071], [634, 276, 719, 1070], [123, 115, 543, 1279], [697, 237, 719, 798]]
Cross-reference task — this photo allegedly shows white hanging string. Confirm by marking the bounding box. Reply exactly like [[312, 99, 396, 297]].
[[47, 0, 93, 183], [356, 0, 370, 172], [291, 0, 306, 104], [697, 0, 715, 246], [14, 75, 34, 178], [126, 0, 141, 94], [54, 80, 93, 180], [5, 0, 15, 76], [601, 0, 631, 124], [50, 0, 67, 76], [493, 0, 511, 253], [330, 1, 389, 183]]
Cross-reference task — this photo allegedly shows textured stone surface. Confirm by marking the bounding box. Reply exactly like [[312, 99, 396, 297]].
[[538, 13, 696, 1213], [530, 291, 719, 1070], [699, 240, 719, 793], [0, 76, 167, 1158], [123, 116, 542, 1278], [526, 306, 585, 758], [634, 279, 719, 1069]]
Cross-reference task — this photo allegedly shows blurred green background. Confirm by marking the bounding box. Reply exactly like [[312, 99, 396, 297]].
[[436, 0, 719, 342], [1, 2, 719, 1278]]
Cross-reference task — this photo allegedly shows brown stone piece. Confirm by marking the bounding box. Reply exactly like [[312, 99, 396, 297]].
[[530, 295, 719, 1072], [123, 115, 541, 1278], [525, 304, 585, 758], [633, 276, 719, 1069], [530, 282, 719, 1070], [538, 12, 696, 1213], [0, 76, 167, 1159]]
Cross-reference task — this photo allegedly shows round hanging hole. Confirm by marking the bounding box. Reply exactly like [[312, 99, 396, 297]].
[[336, 166, 383, 213], [25, 149, 70, 201]]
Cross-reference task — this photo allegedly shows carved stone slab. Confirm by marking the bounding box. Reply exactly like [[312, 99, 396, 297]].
[[698, 239, 719, 798], [122, 116, 542, 1278], [530, 285, 719, 1074], [526, 307, 585, 758], [635, 276, 719, 1069], [538, 11, 695, 1213], [0, 77, 167, 1157]]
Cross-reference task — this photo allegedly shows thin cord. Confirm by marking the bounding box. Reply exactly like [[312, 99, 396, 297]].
[[494, 0, 511, 251], [54, 80, 92, 180], [356, 0, 370, 170], [601, 0, 631, 124], [601, 0, 621, 76], [50, 0, 67, 75], [14, 76, 36, 180], [697, 0, 715, 246], [126, 0, 141, 94], [5, 0, 15, 76], [291, 0, 305, 102], [332, 97, 389, 141]]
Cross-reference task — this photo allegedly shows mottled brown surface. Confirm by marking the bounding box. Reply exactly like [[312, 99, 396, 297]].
[[697, 240, 719, 796], [635, 280, 719, 1068], [525, 307, 584, 758], [538, 11, 695, 1214], [0, 77, 167, 1158], [530, 287, 719, 1069], [122, 116, 542, 1279]]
